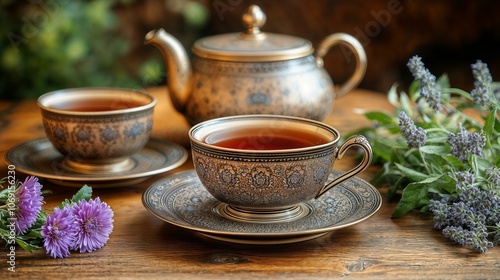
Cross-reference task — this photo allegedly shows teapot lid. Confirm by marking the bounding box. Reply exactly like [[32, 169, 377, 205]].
[[192, 5, 313, 62]]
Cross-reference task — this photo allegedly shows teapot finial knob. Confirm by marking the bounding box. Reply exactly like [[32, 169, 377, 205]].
[[241, 5, 266, 39]]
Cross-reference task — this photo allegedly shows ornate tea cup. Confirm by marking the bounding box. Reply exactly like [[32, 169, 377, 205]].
[[38, 88, 157, 174], [189, 115, 372, 223]]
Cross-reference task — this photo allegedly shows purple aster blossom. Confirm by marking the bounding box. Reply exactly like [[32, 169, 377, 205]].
[[71, 197, 114, 253], [398, 111, 427, 148], [15, 176, 44, 235], [407, 56, 443, 112], [446, 125, 485, 161], [41, 206, 77, 258]]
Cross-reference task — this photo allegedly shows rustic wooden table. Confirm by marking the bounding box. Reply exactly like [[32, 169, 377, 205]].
[[1, 88, 499, 279]]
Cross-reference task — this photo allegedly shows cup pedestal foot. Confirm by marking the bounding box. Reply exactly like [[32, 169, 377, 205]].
[[62, 157, 134, 174], [214, 203, 311, 224]]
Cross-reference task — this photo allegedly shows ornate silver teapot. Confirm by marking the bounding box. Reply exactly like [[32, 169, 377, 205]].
[[145, 5, 366, 125]]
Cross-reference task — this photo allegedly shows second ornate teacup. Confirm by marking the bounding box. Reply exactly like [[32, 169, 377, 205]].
[[38, 88, 157, 174], [189, 115, 372, 223]]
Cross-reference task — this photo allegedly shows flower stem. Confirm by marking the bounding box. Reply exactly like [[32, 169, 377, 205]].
[[419, 149, 432, 174]]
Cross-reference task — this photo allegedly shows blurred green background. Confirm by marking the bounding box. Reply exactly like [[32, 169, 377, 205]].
[[0, 0, 209, 100]]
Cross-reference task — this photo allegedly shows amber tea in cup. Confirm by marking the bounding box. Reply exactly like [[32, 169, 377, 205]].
[[50, 98, 146, 112], [205, 127, 329, 150], [189, 114, 373, 223]]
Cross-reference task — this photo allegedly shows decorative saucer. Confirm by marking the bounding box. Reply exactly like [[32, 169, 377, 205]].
[[5, 138, 188, 188], [142, 169, 382, 245]]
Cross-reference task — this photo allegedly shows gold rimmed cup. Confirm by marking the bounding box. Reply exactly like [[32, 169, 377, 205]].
[[38, 87, 157, 174], [188, 114, 373, 223]]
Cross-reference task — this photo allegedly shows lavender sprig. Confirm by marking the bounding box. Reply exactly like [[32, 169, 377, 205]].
[[446, 125, 486, 161], [398, 111, 427, 148], [471, 60, 493, 106], [407, 56, 443, 112], [352, 55, 500, 253]]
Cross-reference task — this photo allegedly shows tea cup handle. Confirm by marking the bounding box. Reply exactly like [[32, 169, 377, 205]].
[[315, 33, 367, 98], [315, 135, 373, 199]]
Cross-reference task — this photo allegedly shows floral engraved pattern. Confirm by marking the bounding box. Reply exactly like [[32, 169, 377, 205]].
[[194, 157, 210, 181], [146, 119, 153, 132], [72, 125, 94, 142], [52, 125, 67, 143], [125, 122, 145, 139], [247, 90, 271, 106], [190, 142, 338, 208], [285, 165, 306, 189], [313, 166, 328, 184], [217, 164, 239, 187], [100, 126, 118, 143], [274, 165, 284, 177], [249, 166, 273, 189]]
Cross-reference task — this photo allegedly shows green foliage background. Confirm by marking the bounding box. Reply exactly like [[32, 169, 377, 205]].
[[0, 0, 211, 100], [0, 1, 140, 99]]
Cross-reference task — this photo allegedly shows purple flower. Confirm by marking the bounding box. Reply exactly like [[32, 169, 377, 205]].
[[41, 207, 77, 258], [454, 171, 475, 192], [470, 60, 493, 106], [467, 131, 486, 157], [442, 225, 493, 253], [471, 60, 493, 89], [407, 56, 443, 112], [446, 125, 485, 161], [71, 198, 114, 253], [398, 111, 427, 148], [486, 167, 500, 185], [470, 87, 491, 106], [15, 176, 43, 235]]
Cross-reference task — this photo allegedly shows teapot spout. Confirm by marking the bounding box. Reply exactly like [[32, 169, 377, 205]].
[[145, 28, 192, 113]]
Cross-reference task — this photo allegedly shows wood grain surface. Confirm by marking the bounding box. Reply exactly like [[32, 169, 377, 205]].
[[1, 88, 499, 279]]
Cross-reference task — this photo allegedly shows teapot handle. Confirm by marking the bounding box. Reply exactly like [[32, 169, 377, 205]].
[[315, 33, 367, 98]]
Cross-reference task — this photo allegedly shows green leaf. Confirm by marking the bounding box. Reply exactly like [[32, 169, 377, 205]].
[[472, 156, 493, 176], [364, 111, 395, 126], [408, 80, 420, 101], [16, 239, 41, 253], [437, 74, 450, 90], [495, 115, 500, 133], [23, 229, 43, 239], [484, 108, 496, 146], [392, 180, 431, 217], [426, 173, 456, 194], [58, 184, 93, 209], [371, 142, 392, 162], [419, 145, 450, 156], [0, 188, 10, 200], [388, 84, 399, 107], [395, 163, 428, 181], [442, 87, 473, 101], [400, 92, 412, 116], [71, 184, 92, 203]]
